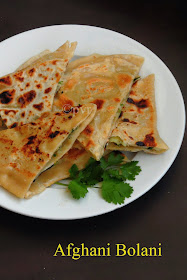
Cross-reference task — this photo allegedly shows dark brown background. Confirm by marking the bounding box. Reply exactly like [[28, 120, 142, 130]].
[[0, 1, 186, 279]]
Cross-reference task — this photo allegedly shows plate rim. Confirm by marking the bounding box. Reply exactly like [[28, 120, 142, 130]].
[[0, 24, 186, 220]]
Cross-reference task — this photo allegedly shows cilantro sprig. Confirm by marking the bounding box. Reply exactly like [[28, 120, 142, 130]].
[[57, 152, 141, 205]]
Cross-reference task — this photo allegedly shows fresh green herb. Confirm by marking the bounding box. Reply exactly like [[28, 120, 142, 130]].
[[58, 81, 63, 85], [57, 152, 141, 205], [120, 161, 141, 181], [133, 76, 141, 83], [117, 103, 124, 114], [68, 180, 88, 199], [69, 164, 79, 179], [148, 147, 153, 150], [53, 153, 57, 157], [100, 152, 124, 169], [102, 179, 133, 205]]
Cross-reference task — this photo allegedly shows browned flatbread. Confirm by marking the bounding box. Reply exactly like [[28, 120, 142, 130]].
[[54, 54, 144, 160], [108, 74, 168, 154], [0, 103, 96, 198], [26, 141, 129, 199], [0, 41, 77, 128], [25, 141, 92, 198]]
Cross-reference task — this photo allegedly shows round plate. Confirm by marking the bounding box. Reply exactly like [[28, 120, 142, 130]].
[[0, 25, 185, 220]]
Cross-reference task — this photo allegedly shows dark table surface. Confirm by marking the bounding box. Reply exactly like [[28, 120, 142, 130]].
[[0, 1, 186, 279]]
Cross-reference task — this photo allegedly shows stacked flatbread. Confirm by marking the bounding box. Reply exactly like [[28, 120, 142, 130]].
[[0, 41, 168, 199], [54, 54, 144, 160]]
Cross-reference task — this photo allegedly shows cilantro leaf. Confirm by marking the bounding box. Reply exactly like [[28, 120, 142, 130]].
[[100, 152, 124, 169], [68, 180, 88, 199], [58, 81, 63, 85], [120, 161, 141, 181], [81, 165, 103, 186], [101, 179, 133, 204], [63, 154, 141, 204], [107, 152, 124, 166], [79, 158, 103, 186], [69, 164, 79, 179], [103, 168, 123, 181]]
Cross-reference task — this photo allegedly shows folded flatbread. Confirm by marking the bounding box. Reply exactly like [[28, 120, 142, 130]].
[[54, 54, 144, 160], [16, 50, 51, 71], [108, 74, 168, 154], [26, 141, 129, 199], [0, 41, 77, 128], [25, 141, 92, 198], [0, 103, 96, 198]]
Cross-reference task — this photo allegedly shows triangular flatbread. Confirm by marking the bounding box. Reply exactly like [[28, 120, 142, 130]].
[[25, 141, 91, 198], [26, 141, 129, 199], [0, 103, 96, 198], [0, 41, 77, 128], [54, 54, 144, 160], [108, 74, 168, 154]]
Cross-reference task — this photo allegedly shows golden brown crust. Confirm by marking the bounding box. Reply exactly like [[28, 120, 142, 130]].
[[0, 103, 96, 198], [25, 141, 92, 198], [54, 54, 144, 160], [0, 41, 77, 128], [25, 142, 129, 199], [108, 75, 168, 154]]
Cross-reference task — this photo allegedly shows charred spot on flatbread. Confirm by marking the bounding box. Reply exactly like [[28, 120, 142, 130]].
[[136, 141, 145, 146], [92, 99, 105, 110], [127, 97, 148, 109], [28, 68, 36, 77], [49, 131, 60, 139], [21, 135, 42, 158], [33, 102, 44, 111], [10, 122, 18, 129], [36, 84, 42, 89], [4, 110, 17, 116], [44, 87, 52, 94], [0, 76, 12, 86], [27, 135, 37, 145], [123, 118, 137, 124], [18, 90, 36, 108], [14, 72, 24, 82], [0, 89, 15, 104], [144, 133, 156, 147]]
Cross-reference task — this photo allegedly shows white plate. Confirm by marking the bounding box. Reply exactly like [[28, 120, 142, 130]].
[[0, 25, 185, 220]]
